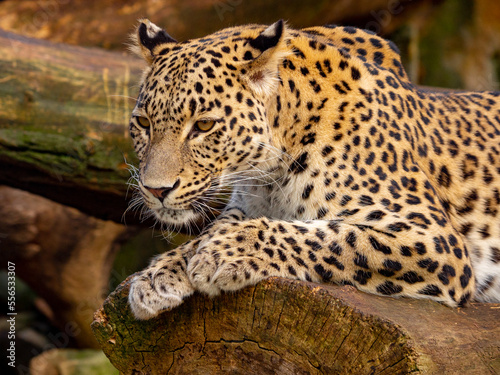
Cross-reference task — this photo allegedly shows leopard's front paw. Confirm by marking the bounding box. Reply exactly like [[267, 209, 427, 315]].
[[187, 251, 220, 297], [128, 268, 195, 320], [188, 250, 265, 297]]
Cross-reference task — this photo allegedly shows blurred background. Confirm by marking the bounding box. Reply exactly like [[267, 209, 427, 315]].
[[0, 0, 499, 374], [2, 0, 499, 90]]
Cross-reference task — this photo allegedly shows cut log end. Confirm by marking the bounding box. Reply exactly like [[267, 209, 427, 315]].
[[92, 277, 500, 374]]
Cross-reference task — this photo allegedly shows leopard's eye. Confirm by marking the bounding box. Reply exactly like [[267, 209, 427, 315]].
[[194, 120, 216, 132], [136, 116, 150, 128]]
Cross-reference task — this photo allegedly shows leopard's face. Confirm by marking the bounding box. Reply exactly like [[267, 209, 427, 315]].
[[129, 21, 286, 226]]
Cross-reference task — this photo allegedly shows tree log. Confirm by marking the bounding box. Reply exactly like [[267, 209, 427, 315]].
[[0, 29, 147, 225], [0, 186, 130, 348], [92, 277, 500, 374]]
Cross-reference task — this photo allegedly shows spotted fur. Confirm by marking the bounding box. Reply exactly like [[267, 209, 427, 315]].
[[127, 19, 500, 320]]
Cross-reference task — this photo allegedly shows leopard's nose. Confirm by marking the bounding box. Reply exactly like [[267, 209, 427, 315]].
[[144, 179, 180, 200]]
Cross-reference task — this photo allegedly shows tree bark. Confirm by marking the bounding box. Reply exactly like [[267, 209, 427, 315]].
[[92, 277, 500, 374], [0, 29, 147, 225]]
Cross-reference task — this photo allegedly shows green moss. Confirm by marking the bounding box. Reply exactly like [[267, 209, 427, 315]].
[[0, 127, 134, 189], [35, 349, 119, 375], [0, 128, 85, 156]]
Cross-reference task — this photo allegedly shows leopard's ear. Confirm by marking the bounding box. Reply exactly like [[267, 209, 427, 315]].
[[130, 19, 177, 64], [242, 20, 290, 99]]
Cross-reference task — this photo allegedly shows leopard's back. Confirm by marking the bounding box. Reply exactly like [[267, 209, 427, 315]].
[[128, 20, 500, 317]]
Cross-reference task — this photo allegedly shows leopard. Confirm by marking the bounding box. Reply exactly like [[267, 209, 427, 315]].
[[126, 19, 500, 320]]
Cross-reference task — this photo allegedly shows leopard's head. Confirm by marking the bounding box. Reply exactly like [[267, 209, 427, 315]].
[[128, 19, 289, 227]]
